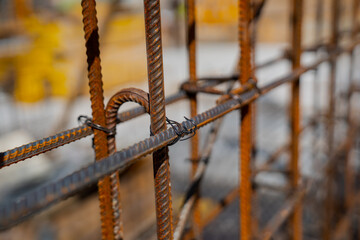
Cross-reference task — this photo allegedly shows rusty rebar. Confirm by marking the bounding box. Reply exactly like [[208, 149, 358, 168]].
[[238, 0, 253, 239], [143, 0, 173, 239], [289, 0, 303, 239], [186, 0, 200, 230], [81, 0, 114, 239], [0, 126, 92, 168], [185, 0, 202, 228], [104, 88, 150, 239]]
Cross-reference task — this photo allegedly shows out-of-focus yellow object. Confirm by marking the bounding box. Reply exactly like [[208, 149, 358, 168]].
[[197, 0, 237, 24], [100, 14, 147, 92], [14, 16, 67, 102]]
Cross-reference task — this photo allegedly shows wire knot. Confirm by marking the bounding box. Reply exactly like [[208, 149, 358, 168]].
[[229, 93, 244, 105], [165, 116, 198, 146], [78, 115, 116, 137], [248, 78, 262, 95]]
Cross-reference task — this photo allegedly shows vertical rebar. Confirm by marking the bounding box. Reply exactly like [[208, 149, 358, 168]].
[[81, 1, 118, 239], [289, 0, 303, 239], [238, 0, 253, 239], [186, 0, 201, 237], [104, 89, 151, 240], [324, 0, 340, 239], [143, 0, 173, 239]]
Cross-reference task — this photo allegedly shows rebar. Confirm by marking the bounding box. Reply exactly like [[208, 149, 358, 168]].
[[143, 0, 173, 239], [238, 0, 254, 239], [81, 0, 115, 239], [289, 0, 303, 239], [104, 88, 150, 239]]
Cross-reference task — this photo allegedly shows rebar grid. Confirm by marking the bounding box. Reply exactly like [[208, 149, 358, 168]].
[[0, 0, 359, 239]]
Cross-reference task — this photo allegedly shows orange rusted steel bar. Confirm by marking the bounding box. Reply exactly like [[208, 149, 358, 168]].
[[289, 0, 303, 238], [186, 0, 199, 177], [324, 0, 340, 238], [259, 187, 306, 240], [185, 1, 202, 233], [143, 0, 174, 239], [80, 0, 117, 239], [185, 2, 201, 235], [238, 0, 253, 239], [104, 88, 150, 239]]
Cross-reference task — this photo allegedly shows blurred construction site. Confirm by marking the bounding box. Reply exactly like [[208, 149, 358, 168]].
[[0, 0, 359, 239]]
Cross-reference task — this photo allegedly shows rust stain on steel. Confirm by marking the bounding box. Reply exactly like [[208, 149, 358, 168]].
[[143, 0, 173, 239], [81, 0, 114, 239], [186, 0, 201, 235], [289, 0, 303, 239], [238, 0, 253, 239], [105, 88, 150, 240], [0, 126, 92, 168], [186, 0, 198, 175]]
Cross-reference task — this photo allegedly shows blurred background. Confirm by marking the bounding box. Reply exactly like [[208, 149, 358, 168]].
[[0, 0, 359, 239]]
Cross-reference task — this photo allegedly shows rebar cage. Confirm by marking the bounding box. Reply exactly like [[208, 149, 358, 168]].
[[0, 0, 360, 239]]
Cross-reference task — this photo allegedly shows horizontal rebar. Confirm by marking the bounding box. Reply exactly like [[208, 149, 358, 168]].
[[0, 91, 186, 169]]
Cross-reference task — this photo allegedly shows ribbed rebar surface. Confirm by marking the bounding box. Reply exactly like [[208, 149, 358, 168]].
[[81, 0, 115, 239], [238, 0, 253, 239], [104, 88, 150, 239], [143, 0, 173, 239]]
